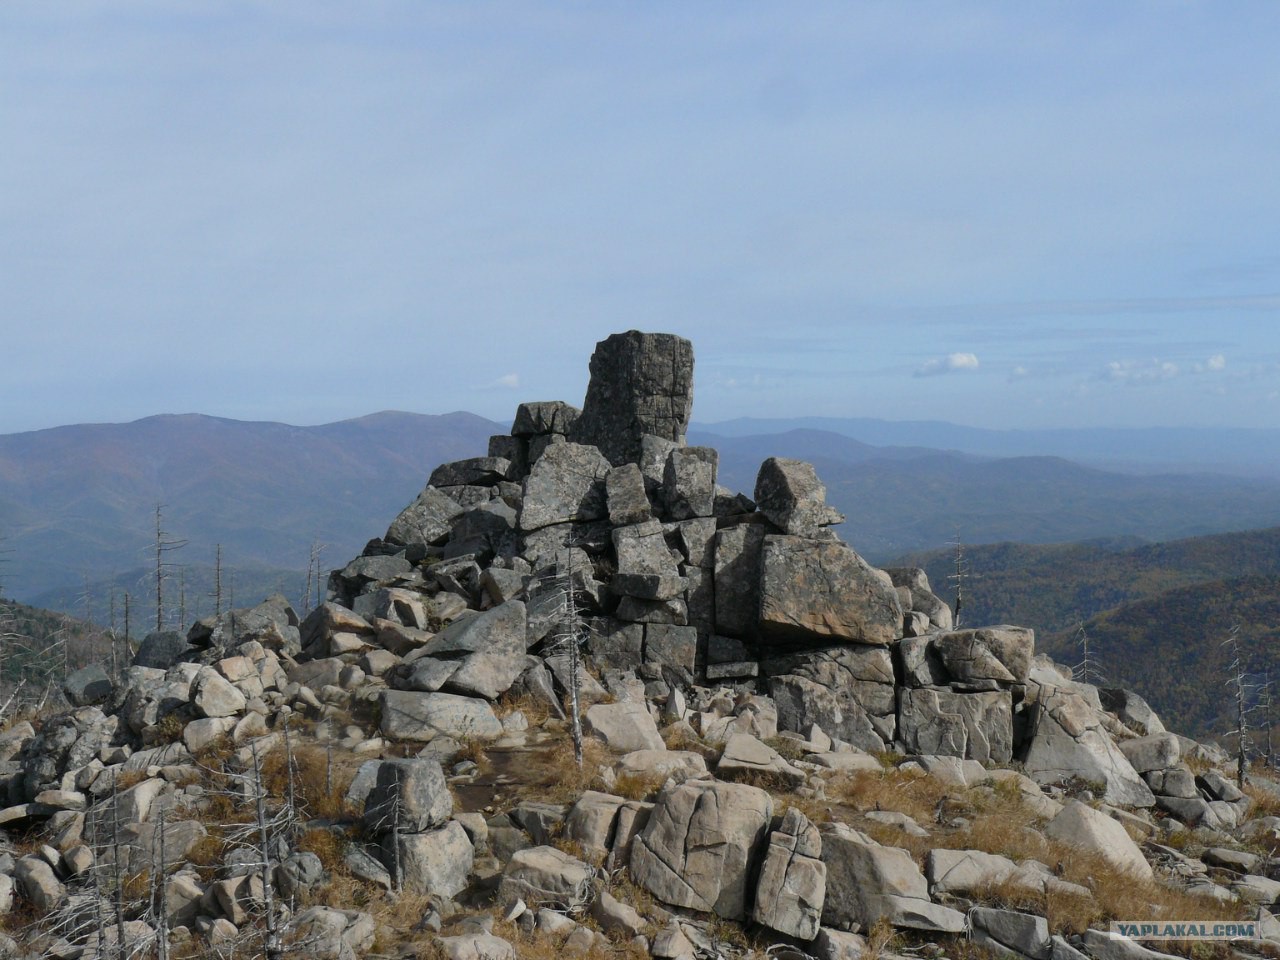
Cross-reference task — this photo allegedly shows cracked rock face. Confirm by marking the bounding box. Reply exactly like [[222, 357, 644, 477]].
[[570, 331, 694, 467], [758, 536, 903, 647], [629, 779, 774, 919], [1022, 684, 1155, 807], [751, 807, 826, 939]]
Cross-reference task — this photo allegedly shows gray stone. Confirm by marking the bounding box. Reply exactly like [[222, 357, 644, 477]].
[[385, 820, 473, 897], [630, 779, 774, 919], [1022, 684, 1155, 807], [569, 331, 694, 467], [820, 823, 965, 933], [616, 595, 687, 624], [498, 845, 594, 907], [1082, 929, 1182, 960], [15, 856, 64, 912], [1118, 733, 1181, 774], [430, 457, 511, 487], [717, 733, 806, 788], [970, 908, 1051, 960], [896, 687, 1013, 764], [436, 933, 516, 960], [63, 664, 113, 707], [519, 442, 612, 531], [613, 519, 685, 600], [292, 906, 378, 959], [1044, 800, 1153, 881], [512, 401, 581, 438], [606, 463, 653, 526], [446, 499, 518, 561], [754, 457, 844, 536], [563, 791, 628, 862], [769, 673, 888, 753], [927, 849, 1019, 897], [584, 701, 665, 752], [662, 447, 717, 520], [427, 600, 528, 700], [191, 667, 246, 718], [714, 524, 765, 638], [759, 536, 902, 647], [644, 624, 697, 675], [1100, 688, 1166, 735], [752, 808, 826, 939], [362, 758, 452, 835], [133, 630, 192, 669], [586, 619, 645, 672], [385, 486, 465, 548], [379, 691, 504, 742], [931, 627, 1034, 684]]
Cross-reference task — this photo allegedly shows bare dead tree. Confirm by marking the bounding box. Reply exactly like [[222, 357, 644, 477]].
[[152, 503, 188, 633], [542, 548, 587, 767], [1223, 623, 1253, 787], [301, 540, 326, 614], [213, 543, 224, 618], [1262, 669, 1275, 770], [947, 530, 969, 628], [1073, 621, 1105, 687]]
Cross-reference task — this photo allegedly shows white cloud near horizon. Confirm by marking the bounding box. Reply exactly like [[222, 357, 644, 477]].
[[916, 352, 980, 377]]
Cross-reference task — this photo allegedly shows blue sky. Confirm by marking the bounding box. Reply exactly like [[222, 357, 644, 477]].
[[3, 2, 1279, 433]]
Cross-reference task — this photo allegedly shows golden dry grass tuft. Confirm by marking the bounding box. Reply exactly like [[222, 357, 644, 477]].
[[610, 770, 667, 802], [506, 737, 612, 805], [1244, 781, 1280, 819], [862, 917, 899, 960], [258, 736, 364, 821], [496, 689, 552, 728], [296, 826, 348, 874]]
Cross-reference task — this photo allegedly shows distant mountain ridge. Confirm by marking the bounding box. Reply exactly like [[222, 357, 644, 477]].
[[5, 411, 1280, 624], [695, 416, 1280, 477], [0, 411, 501, 614]]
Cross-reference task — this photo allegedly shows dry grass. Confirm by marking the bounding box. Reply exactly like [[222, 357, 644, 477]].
[[862, 917, 898, 960], [150, 711, 187, 745], [296, 826, 349, 874], [485, 917, 649, 960], [505, 738, 612, 805], [259, 737, 364, 821], [830, 767, 956, 825], [496, 689, 552, 727], [1244, 781, 1280, 819], [661, 724, 711, 754], [763, 735, 807, 763], [610, 770, 668, 802], [184, 831, 230, 879]]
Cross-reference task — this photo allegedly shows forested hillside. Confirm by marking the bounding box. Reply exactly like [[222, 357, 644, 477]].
[[898, 527, 1280, 635], [1041, 576, 1280, 741], [896, 528, 1280, 740]]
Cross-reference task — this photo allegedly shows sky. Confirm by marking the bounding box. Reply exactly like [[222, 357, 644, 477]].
[[3, 2, 1280, 434]]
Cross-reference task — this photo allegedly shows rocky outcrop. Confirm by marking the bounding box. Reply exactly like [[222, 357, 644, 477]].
[[2, 329, 1257, 960], [570, 330, 694, 467]]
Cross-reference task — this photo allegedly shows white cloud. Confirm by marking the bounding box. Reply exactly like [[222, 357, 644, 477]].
[[488, 373, 520, 389], [1207, 353, 1227, 372], [1101, 358, 1180, 384], [916, 352, 979, 377]]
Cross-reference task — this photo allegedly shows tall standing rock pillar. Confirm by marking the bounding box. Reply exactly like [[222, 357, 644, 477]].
[[570, 331, 694, 466]]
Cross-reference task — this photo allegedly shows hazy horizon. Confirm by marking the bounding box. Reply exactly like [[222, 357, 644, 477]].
[[4, 4, 1280, 434]]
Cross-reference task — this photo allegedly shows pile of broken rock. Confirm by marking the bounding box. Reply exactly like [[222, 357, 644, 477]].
[[2, 331, 1277, 960]]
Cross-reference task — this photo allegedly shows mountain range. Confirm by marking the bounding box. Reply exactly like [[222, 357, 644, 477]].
[[4, 411, 1280, 642]]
